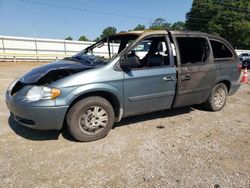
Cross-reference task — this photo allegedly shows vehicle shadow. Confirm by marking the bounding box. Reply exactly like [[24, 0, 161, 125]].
[[114, 106, 195, 128], [8, 105, 207, 141], [8, 116, 61, 141]]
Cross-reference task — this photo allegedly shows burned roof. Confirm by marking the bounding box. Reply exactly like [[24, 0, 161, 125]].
[[115, 30, 221, 39]]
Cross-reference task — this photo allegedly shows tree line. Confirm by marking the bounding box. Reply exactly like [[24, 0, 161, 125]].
[[186, 0, 249, 49], [65, 18, 185, 42], [65, 0, 250, 49]]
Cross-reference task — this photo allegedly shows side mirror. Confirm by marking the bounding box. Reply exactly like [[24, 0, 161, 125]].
[[120, 56, 140, 70]]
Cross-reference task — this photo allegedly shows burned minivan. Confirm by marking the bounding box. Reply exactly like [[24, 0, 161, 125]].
[[6, 30, 241, 141]]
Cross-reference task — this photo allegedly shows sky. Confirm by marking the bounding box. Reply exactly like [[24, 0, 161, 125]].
[[0, 0, 193, 40]]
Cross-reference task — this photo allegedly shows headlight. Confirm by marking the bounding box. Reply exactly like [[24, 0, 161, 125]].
[[26, 86, 61, 101]]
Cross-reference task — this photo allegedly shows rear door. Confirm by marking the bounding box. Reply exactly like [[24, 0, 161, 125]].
[[172, 35, 216, 107], [122, 35, 176, 116]]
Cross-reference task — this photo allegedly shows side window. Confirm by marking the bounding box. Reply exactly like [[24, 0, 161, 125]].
[[133, 40, 152, 59], [127, 36, 170, 69], [210, 40, 233, 59], [176, 37, 210, 66]]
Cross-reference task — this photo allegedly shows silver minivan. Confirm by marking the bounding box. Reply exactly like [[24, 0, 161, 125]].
[[6, 30, 241, 141]]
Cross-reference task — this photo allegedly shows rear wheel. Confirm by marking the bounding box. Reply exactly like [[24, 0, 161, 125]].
[[66, 96, 115, 142], [204, 83, 228, 111]]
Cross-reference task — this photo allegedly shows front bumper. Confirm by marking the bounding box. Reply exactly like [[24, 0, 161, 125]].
[[6, 96, 68, 130]]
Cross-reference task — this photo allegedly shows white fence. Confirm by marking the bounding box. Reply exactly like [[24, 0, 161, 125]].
[[0, 35, 249, 62], [0, 35, 118, 62], [235, 49, 250, 56]]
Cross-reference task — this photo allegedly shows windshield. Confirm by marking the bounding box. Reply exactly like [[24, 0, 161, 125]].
[[71, 34, 139, 64]]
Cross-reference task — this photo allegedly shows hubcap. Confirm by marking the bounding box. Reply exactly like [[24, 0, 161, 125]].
[[79, 106, 108, 135], [214, 88, 226, 108]]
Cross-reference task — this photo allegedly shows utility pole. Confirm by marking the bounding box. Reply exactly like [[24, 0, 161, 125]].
[[34, 30, 39, 62], [1, 38, 6, 62]]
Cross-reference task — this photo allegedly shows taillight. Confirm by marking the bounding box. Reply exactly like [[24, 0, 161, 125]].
[[238, 63, 242, 73]]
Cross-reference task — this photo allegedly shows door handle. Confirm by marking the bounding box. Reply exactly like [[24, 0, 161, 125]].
[[163, 76, 175, 81], [181, 75, 191, 81]]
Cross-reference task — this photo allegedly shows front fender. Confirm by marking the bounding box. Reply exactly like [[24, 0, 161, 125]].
[[56, 83, 123, 107]]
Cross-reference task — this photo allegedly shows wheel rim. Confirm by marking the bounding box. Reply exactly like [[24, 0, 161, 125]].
[[214, 87, 226, 108], [79, 106, 108, 135]]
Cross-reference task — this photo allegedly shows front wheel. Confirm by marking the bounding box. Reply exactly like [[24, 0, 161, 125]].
[[66, 96, 115, 142], [204, 83, 228, 111]]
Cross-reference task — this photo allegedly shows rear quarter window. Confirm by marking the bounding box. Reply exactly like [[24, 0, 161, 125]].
[[210, 40, 233, 59]]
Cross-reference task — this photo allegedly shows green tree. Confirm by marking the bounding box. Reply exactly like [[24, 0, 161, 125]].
[[186, 0, 250, 48], [133, 24, 146, 31], [93, 37, 101, 42], [65, 36, 73, 40], [78, 35, 89, 41], [149, 18, 171, 30], [171, 21, 185, 30], [100, 27, 117, 39]]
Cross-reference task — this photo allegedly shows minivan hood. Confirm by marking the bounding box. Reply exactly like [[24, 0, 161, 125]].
[[20, 60, 103, 84]]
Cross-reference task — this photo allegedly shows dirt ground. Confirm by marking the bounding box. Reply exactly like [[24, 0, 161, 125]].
[[0, 62, 249, 188]]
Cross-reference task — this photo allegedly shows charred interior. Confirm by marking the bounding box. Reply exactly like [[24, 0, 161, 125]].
[[11, 81, 26, 96], [11, 68, 87, 96], [176, 37, 210, 65], [36, 68, 86, 85]]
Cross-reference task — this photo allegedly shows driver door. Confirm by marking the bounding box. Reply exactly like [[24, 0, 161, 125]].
[[122, 35, 176, 116]]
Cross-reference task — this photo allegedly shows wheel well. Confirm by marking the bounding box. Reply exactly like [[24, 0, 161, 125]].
[[218, 80, 231, 92], [67, 91, 120, 119]]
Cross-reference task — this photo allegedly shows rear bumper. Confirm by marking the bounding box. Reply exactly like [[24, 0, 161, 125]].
[[229, 82, 241, 95], [6, 99, 68, 130]]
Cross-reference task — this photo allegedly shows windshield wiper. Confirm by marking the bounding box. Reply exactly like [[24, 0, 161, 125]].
[[75, 56, 94, 65], [64, 56, 93, 65]]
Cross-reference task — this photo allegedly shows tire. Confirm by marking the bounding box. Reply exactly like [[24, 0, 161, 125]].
[[204, 83, 228, 111], [66, 96, 115, 142]]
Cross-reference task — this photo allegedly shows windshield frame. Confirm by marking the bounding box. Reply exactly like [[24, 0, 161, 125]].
[[72, 33, 140, 64]]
